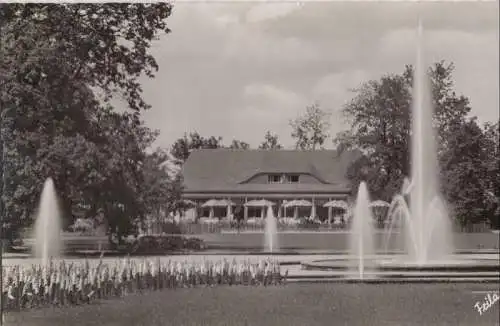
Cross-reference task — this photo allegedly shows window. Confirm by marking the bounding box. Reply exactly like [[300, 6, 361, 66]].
[[268, 174, 282, 184], [286, 175, 300, 183]]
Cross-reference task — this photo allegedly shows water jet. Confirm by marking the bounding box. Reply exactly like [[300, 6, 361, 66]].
[[33, 178, 62, 264], [383, 18, 454, 265], [264, 205, 278, 253], [348, 182, 376, 279]]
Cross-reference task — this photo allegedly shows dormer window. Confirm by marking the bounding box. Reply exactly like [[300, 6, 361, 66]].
[[267, 174, 300, 184], [268, 174, 282, 184]]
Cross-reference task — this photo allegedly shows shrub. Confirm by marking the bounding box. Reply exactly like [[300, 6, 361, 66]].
[[130, 235, 206, 254], [161, 222, 183, 234]]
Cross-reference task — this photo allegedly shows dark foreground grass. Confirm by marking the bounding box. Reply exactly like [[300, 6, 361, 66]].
[[5, 283, 499, 326]]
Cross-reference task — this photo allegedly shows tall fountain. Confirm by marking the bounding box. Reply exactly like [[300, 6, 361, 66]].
[[264, 205, 278, 253], [348, 182, 375, 279], [383, 19, 454, 265], [301, 19, 498, 279], [34, 178, 62, 264]]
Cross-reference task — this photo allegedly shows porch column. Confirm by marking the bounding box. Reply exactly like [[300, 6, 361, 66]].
[[277, 200, 282, 218], [226, 197, 232, 221], [311, 197, 316, 219], [328, 197, 332, 227], [209, 207, 214, 218], [261, 207, 265, 219], [294, 206, 298, 219], [244, 197, 248, 221]]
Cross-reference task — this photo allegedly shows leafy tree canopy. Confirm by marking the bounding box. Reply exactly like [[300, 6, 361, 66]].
[[229, 140, 250, 150], [335, 60, 498, 227], [259, 131, 283, 150], [170, 132, 224, 164], [1, 3, 172, 112], [0, 3, 174, 242], [290, 102, 331, 150]]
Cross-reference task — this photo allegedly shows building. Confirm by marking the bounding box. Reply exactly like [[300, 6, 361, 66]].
[[181, 149, 360, 223]]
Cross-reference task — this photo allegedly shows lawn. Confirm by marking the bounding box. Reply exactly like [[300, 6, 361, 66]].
[[17, 231, 498, 256], [5, 283, 499, 326], [198, 232, 500, 251]]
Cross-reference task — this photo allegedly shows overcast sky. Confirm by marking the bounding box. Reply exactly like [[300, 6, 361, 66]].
[[124, 1, 499, 150]]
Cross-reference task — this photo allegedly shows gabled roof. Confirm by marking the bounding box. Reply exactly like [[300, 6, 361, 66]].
[[181, 149, 361, 194]]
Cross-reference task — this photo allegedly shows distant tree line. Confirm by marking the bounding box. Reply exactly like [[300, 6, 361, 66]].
[[169, 131, 284, 165]]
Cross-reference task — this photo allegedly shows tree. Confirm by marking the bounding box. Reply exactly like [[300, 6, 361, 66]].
[[480, 121, 499, 229], [439, 117, 492, 227], [290, 103, 331, 150], [142, 148, 185, 219], [259, 131, 283, 150], [0, 103, 160, 243], [1, 3, 173, 112], [229, 139, 250, 150], [90, 110, 159, 239], [334, 69, 412, 201], [170, 132, 224, 164], [0, 3, 173, 242], [53, 109, 156, 231], [428, 61, 472, 158], [334, 61, 472, 204], [140, 148, 179, 228], [169, 134, 190, 164], [165, 173, 185, 216]]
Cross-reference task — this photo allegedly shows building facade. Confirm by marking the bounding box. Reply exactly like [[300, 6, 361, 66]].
[[181, 149, 359, 223]]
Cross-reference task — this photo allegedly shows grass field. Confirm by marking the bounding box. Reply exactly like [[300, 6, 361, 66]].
[[17, 231, 499, 256], [5, 283, 499, 326], [198, 232, 500, 251]]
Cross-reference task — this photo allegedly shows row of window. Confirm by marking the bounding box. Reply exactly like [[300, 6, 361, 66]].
[[268, 174, 300, 184]]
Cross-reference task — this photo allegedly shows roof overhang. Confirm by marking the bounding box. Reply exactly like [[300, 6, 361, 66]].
[[183, 189, 350, 200]]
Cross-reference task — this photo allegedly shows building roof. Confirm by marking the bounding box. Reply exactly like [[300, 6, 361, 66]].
[[181, 149, 360, 195]]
